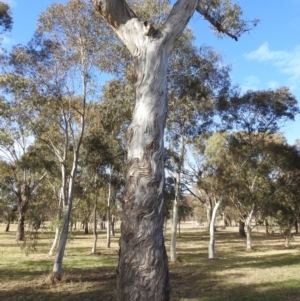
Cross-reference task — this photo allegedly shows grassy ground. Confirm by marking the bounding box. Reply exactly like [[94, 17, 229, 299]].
[[1, 222, 300, 301]]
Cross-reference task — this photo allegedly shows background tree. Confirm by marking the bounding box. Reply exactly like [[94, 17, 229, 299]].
[[166, 36, 230, 261], [5, 0, 114, 279], [0, 1, 12, 35], [0, 93, 48, 241], [216, 87, 299, 250]]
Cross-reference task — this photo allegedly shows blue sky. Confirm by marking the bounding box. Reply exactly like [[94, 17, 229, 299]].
[[2, 0, 300, 145]]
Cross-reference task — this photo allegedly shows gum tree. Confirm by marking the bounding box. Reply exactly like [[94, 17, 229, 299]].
[[91, 0, 256, 299], [167, 42, 230, 261], [7, 0, 113, 279], [217, 87, 299, 250]]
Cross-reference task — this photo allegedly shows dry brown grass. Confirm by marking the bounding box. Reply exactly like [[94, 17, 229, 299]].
[[1, 222, 300, 300]]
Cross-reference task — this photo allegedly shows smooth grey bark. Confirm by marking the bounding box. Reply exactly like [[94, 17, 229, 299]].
[[208, 198, 222, 259], [206, 201, 213, 230], [53, 152, 82, 279], [92, 195, 98, 254], [49, 226, 60, 256], [106, 166, 112, 248], [92, 0, 198, 299], [49, 192, 62, 256], [52, 80, 86, 280], [245, 206, 255, 250], [170, 192, 178, 261]]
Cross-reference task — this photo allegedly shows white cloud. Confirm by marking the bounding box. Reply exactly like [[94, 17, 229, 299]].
[[244, 42, 300, 81]]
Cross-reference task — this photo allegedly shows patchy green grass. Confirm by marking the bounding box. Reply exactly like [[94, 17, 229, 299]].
[[1, 223, 300, 301]]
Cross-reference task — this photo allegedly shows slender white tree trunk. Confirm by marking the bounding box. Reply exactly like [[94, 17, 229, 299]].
[[106, 167, 112, 248], [92, 196, 98, 254], [206, 201, 212, 230], [208, 198, 222, 259], [246, 207, 255, 251], [51, 59, 86, 279], [49, 227, 60, 256], [52, 205, 71, 279], [170, 197, 178, 261], [53, 154, 80, 279]]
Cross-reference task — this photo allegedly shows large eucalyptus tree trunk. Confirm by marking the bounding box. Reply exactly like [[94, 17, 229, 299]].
[[92, 1, 198, 299], [118, 45, 170, 300]]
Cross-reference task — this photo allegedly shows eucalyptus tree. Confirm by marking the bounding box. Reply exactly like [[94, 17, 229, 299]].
[[166, 38, 230, 261], [0, 1, 12, 35], [198, 132, 240, 258], [98, 81, 131, 248], [80, 79, 131, 249], [5, 0, 114, 280], [264, 143, 300, 247], [91, 0, 257, 299], [216, 87, 299, 250], [0, 95, 47, 241], [0, 182, 16, 231]]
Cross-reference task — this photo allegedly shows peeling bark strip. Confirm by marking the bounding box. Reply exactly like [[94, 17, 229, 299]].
[[92, 0, 198, 300]]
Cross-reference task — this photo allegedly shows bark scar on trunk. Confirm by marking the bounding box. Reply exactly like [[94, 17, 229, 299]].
[[143, 21, 162, 39]]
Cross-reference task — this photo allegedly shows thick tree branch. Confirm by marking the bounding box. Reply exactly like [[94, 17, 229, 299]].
[[91, 0, 143, 55], [162, 0, 198, 49]]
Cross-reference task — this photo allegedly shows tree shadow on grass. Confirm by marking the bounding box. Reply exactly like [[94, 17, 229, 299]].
[[0, 266, 117, 301], [169, 257, 300, 301]]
